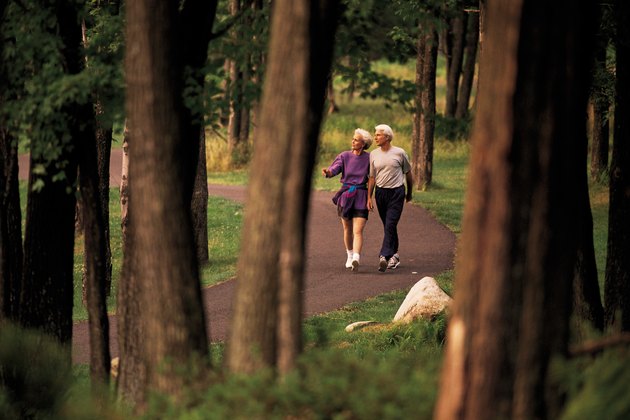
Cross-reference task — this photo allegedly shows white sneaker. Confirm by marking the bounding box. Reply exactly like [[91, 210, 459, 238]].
[[387, 253, 400, 269], [351, 255, 360, 271], [345, 255, 353, 269], [378, 256, 388, 272]]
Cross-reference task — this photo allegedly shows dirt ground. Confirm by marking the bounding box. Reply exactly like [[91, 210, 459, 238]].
[[19, 150, 456, 364]]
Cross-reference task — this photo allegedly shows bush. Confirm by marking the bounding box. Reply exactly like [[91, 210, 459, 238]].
[[0, 324, 73, 419]]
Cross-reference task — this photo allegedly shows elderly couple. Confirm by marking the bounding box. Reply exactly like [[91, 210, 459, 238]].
[[322, 124, 413, 273]]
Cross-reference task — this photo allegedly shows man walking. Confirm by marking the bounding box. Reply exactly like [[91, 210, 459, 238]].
[[367, 124, 414, 272]]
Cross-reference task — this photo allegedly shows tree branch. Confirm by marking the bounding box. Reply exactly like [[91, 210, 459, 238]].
[[568, 333, 630, 357]]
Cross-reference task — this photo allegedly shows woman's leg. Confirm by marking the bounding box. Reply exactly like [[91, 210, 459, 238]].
[[341, 218, 353, 251], [341, 218, 354, 268], [352, 217, 367, 255]]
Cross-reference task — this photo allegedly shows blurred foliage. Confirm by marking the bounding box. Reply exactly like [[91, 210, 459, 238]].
[[0, 323, 72, 419], [555, 349, 630, 420]]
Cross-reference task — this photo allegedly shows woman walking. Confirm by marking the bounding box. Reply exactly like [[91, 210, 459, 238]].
[[322, 128, 372, 271]]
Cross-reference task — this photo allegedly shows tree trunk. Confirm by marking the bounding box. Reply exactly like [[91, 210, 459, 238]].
[[178, 0, 218, 267], [604, 0, 630, 331], [412, 25, 437, 191], [455, 11, 479, 119], [192, 127, 209, 265], [227, 0, 340, 375], [0, 1, 21, 321], [573, 160, 604, 333], [327, 76, 339, 114], [20, 3, 88, 351], [120, 121, 129, 246], [590, 22, 610, 181], [95, 101, 113, 295], [120, 0, 210, 404], [116, 222, 145, 405], [77, 104, 111, 386], [434, 1, 596, 419], [445, 11, 466, 118], [0, 130, 22, 322], [227, 0, 250, 167]]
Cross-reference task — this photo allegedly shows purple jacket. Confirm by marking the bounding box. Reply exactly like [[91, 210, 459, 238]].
[[327, 151, 370, 215]]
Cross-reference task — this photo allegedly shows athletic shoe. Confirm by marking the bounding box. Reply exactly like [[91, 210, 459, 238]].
[[387, 253, 400, 269], [378, 256, 388, 272], [345, 255, 353, 269], [351, 259, 359, 271]]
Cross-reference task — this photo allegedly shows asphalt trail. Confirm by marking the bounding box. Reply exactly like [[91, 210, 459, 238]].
[[19, 150, 456, 364]]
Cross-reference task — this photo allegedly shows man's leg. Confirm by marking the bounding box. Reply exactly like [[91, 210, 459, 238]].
[[382, 186, 405, 258]]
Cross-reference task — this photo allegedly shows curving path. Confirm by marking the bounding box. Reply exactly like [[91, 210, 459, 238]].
[[19, 150, 456, 364]]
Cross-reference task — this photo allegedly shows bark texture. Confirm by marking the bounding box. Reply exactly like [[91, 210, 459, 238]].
[[119, 0, 209, 404], [445, 11, 466, 117], [455, 11, 479, 119], [227, 0, 340, 375], [412, 25, 437, 191], [604, 0, 630, 331], [435, 1, 596, 419]]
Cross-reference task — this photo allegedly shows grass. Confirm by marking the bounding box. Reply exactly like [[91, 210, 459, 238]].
[[18, 182, 242, 322]]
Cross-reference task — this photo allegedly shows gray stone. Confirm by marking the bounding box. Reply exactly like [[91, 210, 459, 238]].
[[345, 320, 379, 332], [393, 276, 452, 323]]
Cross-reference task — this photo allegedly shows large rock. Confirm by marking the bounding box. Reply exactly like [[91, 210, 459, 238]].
[[393, 277, 452, 323]]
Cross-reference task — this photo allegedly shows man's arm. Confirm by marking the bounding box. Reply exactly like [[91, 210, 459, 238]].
[[405, 171, 414, 202], [367, 176, 375, 210]]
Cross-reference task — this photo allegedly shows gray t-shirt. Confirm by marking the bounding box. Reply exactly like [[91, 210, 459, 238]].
[[369, 145, 411, 188]]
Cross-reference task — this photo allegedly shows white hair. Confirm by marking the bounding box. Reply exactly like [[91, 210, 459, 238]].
[[354, 128, 373, 150], [374, 124, 394, 141]]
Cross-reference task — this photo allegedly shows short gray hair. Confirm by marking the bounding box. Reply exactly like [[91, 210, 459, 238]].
[[355, 128, 373, 150], [375, 124, 394, 141]]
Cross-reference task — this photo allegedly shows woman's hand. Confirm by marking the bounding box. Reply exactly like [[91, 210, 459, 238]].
[[367, 197, 374, 211], [321, 168, 331, 177]]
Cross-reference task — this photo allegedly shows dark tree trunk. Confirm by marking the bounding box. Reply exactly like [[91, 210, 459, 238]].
[[95, 102, 113, 294], [445, 10, 466, 118], [573, 161, 604, 333], [327, 76, 339, 114], [227, 0, 251, 167], [227, 0, 341, 375], [20, 2, 89, 350], [590, 23, 610, 181], [77, 104, 111, 386], [455, 11, 479, 119], [192, 127, 209, 265], [604, 0, 630, 331], [435, 1, 596, 419], [179, 0, 218, 267], [0, 130, 22, 322], [119, 0, 210, 404], [412, 25, 438, 191], [0, 0, 22, 321]]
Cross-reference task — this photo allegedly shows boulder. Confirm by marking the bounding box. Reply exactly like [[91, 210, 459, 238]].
[[345, 320, 379, 332], [393, 276, 452, 323]]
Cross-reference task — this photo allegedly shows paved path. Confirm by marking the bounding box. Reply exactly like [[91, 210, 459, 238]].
[[19, 150, 456, 364]]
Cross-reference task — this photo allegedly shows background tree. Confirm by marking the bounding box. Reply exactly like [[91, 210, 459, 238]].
[[0, 0, 22, 323], [16, 2, 86, 351], [435, 1, 596, 418], [226, 0, 340, 375], [604, 0, 630, 331], [179, 0, 219, 266], [589, 2, 614, 182], [118, 0, 211, 405], [455, 7, 479, 119], [444, 4, 465, 118], [412, 21, 438, 190]]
